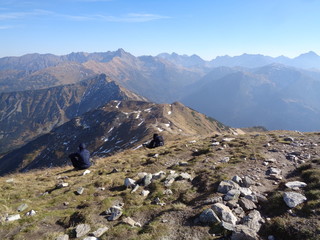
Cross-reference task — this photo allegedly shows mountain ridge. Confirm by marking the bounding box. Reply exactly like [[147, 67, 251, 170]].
[[0, 100, 235, 176], [0, 74, 146, 154]]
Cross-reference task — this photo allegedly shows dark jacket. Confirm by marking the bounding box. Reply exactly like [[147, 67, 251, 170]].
[[147, 134, 164, 148], [69, 143, 91, 169]]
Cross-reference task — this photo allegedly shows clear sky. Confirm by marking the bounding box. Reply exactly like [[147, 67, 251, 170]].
[[1, 0, 320, 60]]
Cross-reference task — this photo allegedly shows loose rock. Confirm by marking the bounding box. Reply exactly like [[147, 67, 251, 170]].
[[283, 192, 307, 208], [17, 203, 28, 212], [92, 226, 109, 237], [6, 214, 21, 222], [105, 206, 123, 221], [55, 235, 69, 240], [75, 223, 91, 238], [217, 180, 240, 194], [285, 181, 307, 189], [212, 203, 237, 225], [124, 178, 136, 188]]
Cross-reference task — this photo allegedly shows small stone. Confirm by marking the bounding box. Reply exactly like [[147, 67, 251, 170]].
[[226, 200, 239, 208], [142, 173, 153, 186], [92, 226, 109, 237], [152, 171, 166, 180], [222, 138, 235, 142], [244, 194, 258, 203], [141, 190, 150, 197], [83, 237, 98, 240], [111, 168, 119, 173], [265, 158, 276, 163], [17, 203, 28, 212], [179, 161, 189, 166], [57, 182, 69, 188], [163, 189, 173, 195], [25, 210, 36, 216], [239, 187, 252, 197], [220, 157, 230, 163], [232, 175, 243, 185], [64, 202, 69, 206], [217, 180, 240, 194], [212, 142, 220, 146], [233, 206, 245, 218], [55, 234, 69, 240], [131, 184, 140, 193], [82, 169, 91, 175], [105, 206, 123, 221], [154, 197, 166, 206], [284, 137, 294, 142], [164, 178, 175, 187], [178, 172, 193, 181], [285, 181, 307, 189], [75, 223, 91, 238], [243, 176, 255, 187], [269, 174, 282, 180], [76, 187, 85, 195], [123, 217, 141, 227], [267, 167, 281, 175], [5, 178, 14, 183], [6, 214, 21, 222], [268, 235, 275, 240], [124, 178, 136, 188]]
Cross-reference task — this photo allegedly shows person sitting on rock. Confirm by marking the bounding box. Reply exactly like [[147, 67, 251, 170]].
[[144, 133, 164, 148], [68, 143, 91, 170]]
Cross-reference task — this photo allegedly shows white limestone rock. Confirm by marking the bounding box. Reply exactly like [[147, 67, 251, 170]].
[[283, 192, 307, 208]]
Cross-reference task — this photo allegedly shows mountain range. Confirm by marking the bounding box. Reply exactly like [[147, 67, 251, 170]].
[[1, 49, 320, 173]]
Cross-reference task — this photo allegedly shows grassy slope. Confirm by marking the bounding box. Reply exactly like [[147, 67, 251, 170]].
[[0, 131, 319, 240]]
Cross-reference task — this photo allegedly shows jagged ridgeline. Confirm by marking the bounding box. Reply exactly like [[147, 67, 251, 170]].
[[0, 74, 146, 154], [0, 100, 233, 176]]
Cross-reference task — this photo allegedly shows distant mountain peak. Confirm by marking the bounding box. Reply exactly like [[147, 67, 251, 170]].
[[297, 51, 319, 58]]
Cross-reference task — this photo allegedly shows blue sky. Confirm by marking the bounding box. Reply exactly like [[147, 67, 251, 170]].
[[1, 0, 320, 59]]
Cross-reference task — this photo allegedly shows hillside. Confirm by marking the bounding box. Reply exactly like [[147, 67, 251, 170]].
[[0, 100, 232, 176], [0, 74, 145, 154], [0, 130, 319, 239]]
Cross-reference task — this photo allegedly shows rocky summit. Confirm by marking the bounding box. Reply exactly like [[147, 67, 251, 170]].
[[0, 130, 319, 239]]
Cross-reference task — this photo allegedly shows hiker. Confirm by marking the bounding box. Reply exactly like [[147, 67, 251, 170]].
[[145, 133, 164, 148], [68, 143, 91, 170]]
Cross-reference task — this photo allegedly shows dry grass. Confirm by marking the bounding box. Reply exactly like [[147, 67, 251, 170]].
[[0, 131, 319, 239]]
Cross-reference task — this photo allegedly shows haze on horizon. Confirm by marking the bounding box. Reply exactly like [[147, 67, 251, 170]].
[[1, 0, 320, 60]]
